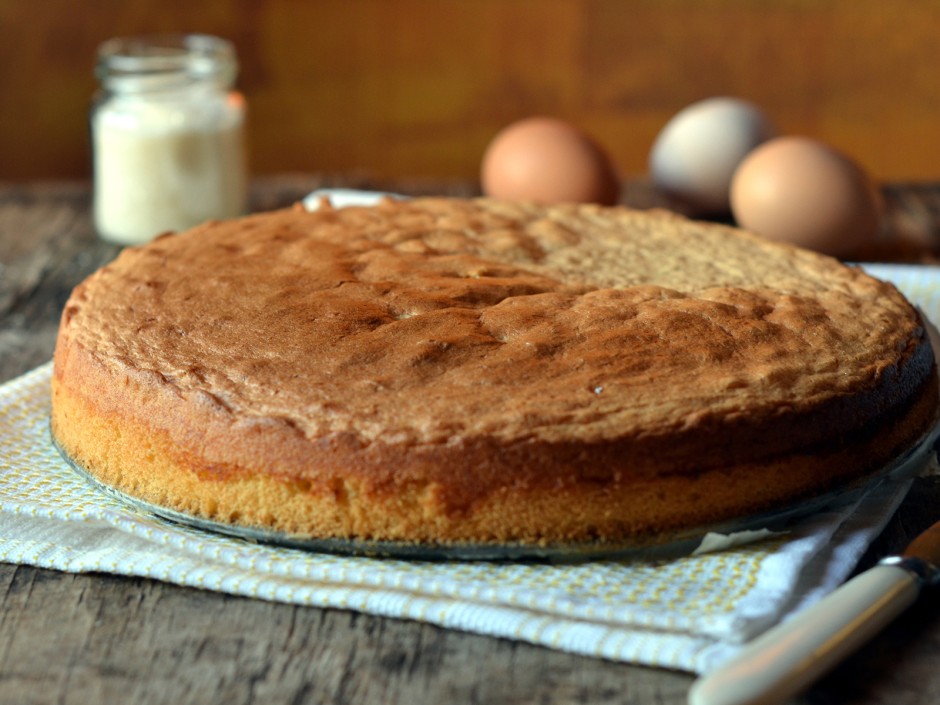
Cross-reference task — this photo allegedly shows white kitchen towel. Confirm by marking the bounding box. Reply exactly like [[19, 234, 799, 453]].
[[0, 211, 937, 675]]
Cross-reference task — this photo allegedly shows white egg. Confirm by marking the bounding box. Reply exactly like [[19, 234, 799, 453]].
[[650, 97, 775, 214]]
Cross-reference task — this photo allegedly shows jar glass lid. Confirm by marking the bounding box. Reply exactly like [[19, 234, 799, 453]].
[[96, 34, 237, 90]]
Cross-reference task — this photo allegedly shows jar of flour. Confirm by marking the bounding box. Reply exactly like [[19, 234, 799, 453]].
[[91, 34, 248, 245]]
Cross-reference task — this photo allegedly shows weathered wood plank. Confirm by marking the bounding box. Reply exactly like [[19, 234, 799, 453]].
[[0, 563, 700, 705]]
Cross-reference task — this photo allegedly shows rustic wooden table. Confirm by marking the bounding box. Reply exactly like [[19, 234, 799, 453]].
[[2, 177, 940, 705]]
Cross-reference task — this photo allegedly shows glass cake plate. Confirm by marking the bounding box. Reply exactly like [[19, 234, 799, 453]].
[[51, 421, 940, 562]]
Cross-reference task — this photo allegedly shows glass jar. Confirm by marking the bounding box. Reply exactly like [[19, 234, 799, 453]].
[[91, 34, 248, 245]]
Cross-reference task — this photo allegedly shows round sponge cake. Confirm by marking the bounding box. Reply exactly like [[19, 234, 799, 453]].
[[50, 197, 939, 549]]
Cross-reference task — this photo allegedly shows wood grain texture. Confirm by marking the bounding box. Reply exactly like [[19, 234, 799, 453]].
[[2, 178, 940, 704], [0, 1, 938, 182], [0, 565, 703, 705]]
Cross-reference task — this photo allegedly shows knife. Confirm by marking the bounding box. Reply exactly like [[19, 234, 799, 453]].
[[688, 516, 940, 705]]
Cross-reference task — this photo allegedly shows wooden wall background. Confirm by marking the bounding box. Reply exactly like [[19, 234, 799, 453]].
[[1, 0, 938, 184]]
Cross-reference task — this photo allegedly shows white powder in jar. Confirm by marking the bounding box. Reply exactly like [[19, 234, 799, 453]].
[[91, 35, 248, 246]]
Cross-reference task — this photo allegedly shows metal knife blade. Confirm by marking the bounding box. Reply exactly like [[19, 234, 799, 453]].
[[903, 518, 940, 576]]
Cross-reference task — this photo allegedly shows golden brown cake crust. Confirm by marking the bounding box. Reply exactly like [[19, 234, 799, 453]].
[[51, 198, 939, 546]]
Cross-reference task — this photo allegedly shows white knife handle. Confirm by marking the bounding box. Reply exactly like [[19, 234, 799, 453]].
[[688, 564, 920, 705]]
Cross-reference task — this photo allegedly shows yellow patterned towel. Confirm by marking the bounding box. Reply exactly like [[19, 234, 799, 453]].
[[0, 262, 937, 676]]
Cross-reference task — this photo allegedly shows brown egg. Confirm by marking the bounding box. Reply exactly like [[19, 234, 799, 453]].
[[481, 117, 619, 205], [730, 136, 881, 257]]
